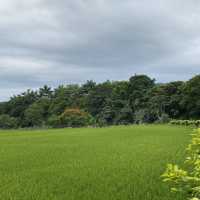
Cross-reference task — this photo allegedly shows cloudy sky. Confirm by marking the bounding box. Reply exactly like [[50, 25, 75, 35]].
[[0, 0, 200, 101]]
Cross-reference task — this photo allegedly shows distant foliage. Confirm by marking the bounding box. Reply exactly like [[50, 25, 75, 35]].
[[157, 113, 170, 124], [59, 108, 93, 127], [0, 74, 200, 129], [170, 120, 200, 127], [47, 108, 93, 128], [162, 128, 200, 200], [0, 114, 18, 129]]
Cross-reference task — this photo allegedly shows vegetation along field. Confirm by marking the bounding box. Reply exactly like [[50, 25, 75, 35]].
[[0, 125, 190, 200]]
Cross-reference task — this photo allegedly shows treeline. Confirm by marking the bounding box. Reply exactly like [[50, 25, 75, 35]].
[[0, 74, 200, 129]]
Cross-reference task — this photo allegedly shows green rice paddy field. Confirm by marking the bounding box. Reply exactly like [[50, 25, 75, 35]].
[[0, 125, 191, 200]]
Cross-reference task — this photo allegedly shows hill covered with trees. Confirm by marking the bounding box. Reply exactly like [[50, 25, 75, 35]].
[[0, 74, 200, 129]]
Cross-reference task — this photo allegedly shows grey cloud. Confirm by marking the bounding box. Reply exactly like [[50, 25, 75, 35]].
[[0, 0, 200, 101]]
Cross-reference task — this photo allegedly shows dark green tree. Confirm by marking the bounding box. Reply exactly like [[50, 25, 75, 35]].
[[128, 75, 155, 112], [181, 75, 200, 119], [0, 114, 18, 129]]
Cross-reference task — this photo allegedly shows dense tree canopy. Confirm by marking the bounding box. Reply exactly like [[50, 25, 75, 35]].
[[0, 74, 199, 129]]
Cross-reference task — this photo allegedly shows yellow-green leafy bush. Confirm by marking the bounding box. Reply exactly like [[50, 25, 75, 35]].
[[162, 128, 200, 200]]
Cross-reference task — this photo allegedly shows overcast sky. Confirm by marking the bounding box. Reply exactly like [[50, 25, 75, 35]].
[[0, 0, 200, 101]]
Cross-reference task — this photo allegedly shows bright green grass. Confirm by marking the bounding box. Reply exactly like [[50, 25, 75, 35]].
[[0, 125, 190, 200]]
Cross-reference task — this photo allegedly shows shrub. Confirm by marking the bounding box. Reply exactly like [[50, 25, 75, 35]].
[[162, 128, 200, 200], [60, 108, 93, 127], [157, 113, 170, 123], [170, 120, 200, 127], [47, 115, 61, 128], [47, 108, 94, 128], [0, 114, 18, 129]]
